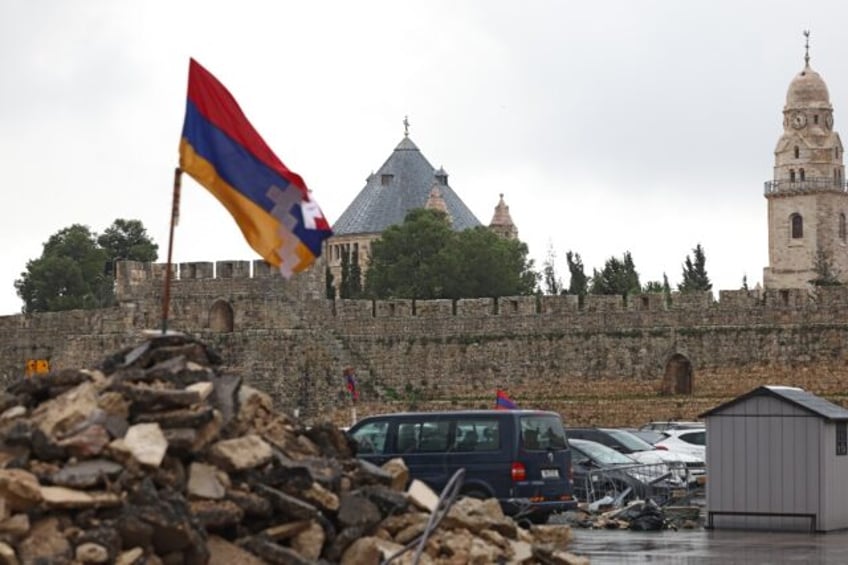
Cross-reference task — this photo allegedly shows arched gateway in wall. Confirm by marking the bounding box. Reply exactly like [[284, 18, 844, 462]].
[[663, 353, 693, 395]]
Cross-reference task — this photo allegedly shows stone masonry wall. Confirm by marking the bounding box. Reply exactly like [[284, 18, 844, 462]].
[[4, 260, 848, 428]]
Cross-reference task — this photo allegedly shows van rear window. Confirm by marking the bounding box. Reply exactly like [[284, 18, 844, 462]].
[[520, 415, 567, 450]]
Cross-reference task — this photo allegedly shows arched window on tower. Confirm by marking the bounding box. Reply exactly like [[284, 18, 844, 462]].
[[790, 169, 796, 182], [840, 213, 847, 243], [800, 168, 806, 182], [791, 213, 804, 239], [795, 146, 800, 159]]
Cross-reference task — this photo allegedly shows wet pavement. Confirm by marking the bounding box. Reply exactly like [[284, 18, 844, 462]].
[[568, 528, 848, 564]]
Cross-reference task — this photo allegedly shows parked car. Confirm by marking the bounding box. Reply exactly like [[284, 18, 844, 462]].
[[653, 428, 706, 461], [569, 427, 704, 483], [347, 409, 578, 522], [640, 421, 704, 432], [569, 438, 682, 505]]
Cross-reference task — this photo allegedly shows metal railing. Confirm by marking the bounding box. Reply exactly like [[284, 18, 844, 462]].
[[764, 177, 848, 195], [574, 461, 701, 507]]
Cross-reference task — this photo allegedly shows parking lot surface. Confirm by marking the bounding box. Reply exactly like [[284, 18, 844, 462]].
[[568, 528, 848, 564]]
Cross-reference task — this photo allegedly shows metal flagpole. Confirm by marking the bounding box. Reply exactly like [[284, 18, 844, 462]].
[[161, 168, 182, 334]]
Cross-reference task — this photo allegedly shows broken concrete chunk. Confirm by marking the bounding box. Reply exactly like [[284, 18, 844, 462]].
[[50, 459, 123, 489], [381, 457, 410, 491], [209, 434, 272, 471], [40, 486, 121, 509], [290, 519, 326, 562], [206, 535, 267, 565], [120, 422, 168, 468], [0, 469, 42, 511], [407, 479, 439, 513], [187, 462, 226, 499]]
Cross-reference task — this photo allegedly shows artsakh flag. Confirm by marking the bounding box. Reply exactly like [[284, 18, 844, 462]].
[[495, 389, 517, 410], [345, 369, 359, 402], [178, 58, 332, 277]]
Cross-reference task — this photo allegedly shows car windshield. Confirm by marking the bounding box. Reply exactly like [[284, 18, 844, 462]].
[[603, 428, 656, 452], [570, 439, 635, 465]]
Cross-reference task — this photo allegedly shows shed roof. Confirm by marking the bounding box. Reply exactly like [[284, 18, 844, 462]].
[[700, 385, 848, 421]]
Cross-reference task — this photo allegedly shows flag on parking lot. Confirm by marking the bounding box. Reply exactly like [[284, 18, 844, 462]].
[[344, 367, 359, 402], [178, 58, 332, 277], [495, 389, 517, 410]]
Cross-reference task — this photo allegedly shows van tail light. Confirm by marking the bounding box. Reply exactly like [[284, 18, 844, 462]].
[[511, 462, 526, 482], [568, 463, 573, 482], [654, 446, 668, 451]]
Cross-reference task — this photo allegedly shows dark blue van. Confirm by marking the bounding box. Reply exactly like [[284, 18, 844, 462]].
[[348, 409, 576, 522]]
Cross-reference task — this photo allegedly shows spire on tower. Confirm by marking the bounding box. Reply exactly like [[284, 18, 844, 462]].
[[804, 29, 811, 67]]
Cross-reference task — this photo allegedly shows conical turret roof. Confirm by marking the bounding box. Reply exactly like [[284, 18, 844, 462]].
[[332, 136, 482, 236]]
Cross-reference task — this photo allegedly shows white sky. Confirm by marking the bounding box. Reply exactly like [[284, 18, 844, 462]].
[[1, 0, 845, 315]]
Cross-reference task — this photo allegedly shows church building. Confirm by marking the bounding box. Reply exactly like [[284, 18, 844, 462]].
[[764, 34, 847, 288], [324, 119, 518, 294]]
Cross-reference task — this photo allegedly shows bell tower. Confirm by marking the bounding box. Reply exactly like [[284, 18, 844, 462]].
[[764, 32, 847, 288]]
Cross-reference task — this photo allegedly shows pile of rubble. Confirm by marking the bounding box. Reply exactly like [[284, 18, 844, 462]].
[[564, 499, 702, 531], [0, 333, 587, 564]]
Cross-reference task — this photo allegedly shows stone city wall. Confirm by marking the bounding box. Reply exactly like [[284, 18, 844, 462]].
[[3, 260, 848, 427]]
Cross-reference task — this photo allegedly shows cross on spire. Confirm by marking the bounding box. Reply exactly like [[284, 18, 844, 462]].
[[403, 115, 410, 137], [804, 29, 811, 67]]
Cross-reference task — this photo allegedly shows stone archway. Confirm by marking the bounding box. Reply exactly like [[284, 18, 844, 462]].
[[209, 299, 234, 333], [663, 353, 693, 395]]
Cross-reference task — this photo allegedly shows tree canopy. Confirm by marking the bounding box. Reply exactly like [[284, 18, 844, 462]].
[[363, 208, 537, 299], [15, 219, 158, 313], [678, 243, 712, 292], [590, 251, 641, 297], [565, 251, 588, 297]]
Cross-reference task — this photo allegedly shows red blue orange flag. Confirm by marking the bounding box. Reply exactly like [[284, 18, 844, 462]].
[[179, 59, 332, 277], [344, 367, 359, 402], [495, 389, 517, 410]]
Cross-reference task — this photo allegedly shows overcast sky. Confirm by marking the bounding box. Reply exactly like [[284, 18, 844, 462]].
[[1, 1, 846, 315]]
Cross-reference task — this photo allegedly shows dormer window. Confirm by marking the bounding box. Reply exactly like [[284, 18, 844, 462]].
[[381, 174, 393, 186]]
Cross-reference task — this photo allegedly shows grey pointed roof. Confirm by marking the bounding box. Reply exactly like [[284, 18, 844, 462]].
[[332, 136, 482, 235], [700, 385, 848, 421]]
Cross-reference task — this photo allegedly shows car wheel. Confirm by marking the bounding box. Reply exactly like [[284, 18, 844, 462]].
[[461, 488, 489, 500]]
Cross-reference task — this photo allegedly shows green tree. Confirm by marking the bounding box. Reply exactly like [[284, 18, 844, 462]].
[[349, 246, 363, 298], [590, 251, 641, 298], [364, 208, 536, 299], [15, 220, 158, 314], [325, 266, 335, 299], [97, 219, 158, 267], [541, 243, 562, 295], [339, 248, 352, 298], [365, 209, 455, 299], [565, 251, 588, 298], [810, 249, 842, 286], [444, 227, 537, 299], [679, 243, 712, 292]]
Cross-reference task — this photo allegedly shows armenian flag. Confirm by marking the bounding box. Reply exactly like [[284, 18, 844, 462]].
[[178, 58, 332, 276], [344, 367, 359, 402], [495, 389, 517, 410]]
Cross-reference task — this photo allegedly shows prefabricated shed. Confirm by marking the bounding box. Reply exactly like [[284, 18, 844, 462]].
[[700, 385, 848, 532]]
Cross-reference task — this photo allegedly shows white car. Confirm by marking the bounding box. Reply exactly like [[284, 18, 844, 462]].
[[654, 428, 706, 461]]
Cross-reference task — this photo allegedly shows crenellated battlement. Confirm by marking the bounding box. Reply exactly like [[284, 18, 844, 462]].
[[110, 260, 848, 323], [5, 259, 848, 426]]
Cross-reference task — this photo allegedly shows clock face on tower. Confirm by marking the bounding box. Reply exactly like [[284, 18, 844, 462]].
[[792, 112, 807, 129]]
